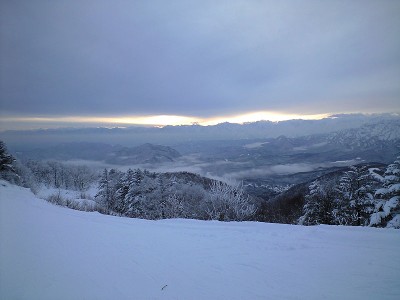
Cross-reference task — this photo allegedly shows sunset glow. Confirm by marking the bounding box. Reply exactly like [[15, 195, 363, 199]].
[[1, 111, 332, 130]]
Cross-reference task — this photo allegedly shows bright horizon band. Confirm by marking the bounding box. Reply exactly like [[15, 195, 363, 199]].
[[1, 111, 331, 130]]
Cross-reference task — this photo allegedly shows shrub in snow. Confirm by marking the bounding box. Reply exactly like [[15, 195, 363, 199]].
[[46, 191, 67, 206], [46, 192, 99, 212]]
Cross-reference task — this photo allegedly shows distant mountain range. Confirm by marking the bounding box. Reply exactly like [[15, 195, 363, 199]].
[[172, 118, 400, 186], [3, 113, 399, 188], [2, 113, 399, 149], [245, 119, 400, 164], [106, 143, 181, 164]]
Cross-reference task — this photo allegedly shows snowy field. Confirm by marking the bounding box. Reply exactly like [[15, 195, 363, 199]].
[[1, 181, 399, 300]]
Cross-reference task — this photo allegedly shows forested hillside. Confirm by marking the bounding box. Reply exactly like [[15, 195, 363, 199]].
[[260, 159, 400, 228]]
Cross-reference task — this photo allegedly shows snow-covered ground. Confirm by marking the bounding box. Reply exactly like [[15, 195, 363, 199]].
[[35, 184, 98, 202], [1, 181, 399, 300]]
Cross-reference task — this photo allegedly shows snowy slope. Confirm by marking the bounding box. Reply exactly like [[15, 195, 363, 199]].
[[1, 181, 399, 300]]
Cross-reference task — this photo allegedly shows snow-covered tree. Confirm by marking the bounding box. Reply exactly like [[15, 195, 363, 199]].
[[71, 165, 96, 191], [95, 169, 112, 211], [351, 168, 380, 226], [93, 168, 256, 221], [123, 170, 157, 218], [299, 180, 335, 225], [333, 168, 357, 225], [333, 166, 378, 226], [0, 141, 19, 183], [205, 181, 256, 221], [165, 193, 184, 218], [95, 169, 122, 212], [0, 141, 14, 172], [113, 169, 134, 214], [22, 160, 97, 192], [370, 156, 400, 228], [170, 181, 206, 219], [300, 165, 386, 227]]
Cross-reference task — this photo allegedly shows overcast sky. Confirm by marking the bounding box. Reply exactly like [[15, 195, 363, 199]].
[[1, 0, 399, 128]]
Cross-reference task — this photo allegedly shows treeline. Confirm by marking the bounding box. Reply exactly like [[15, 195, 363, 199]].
[[1, 141, 257, 221], [95, 168, 257, 221], [21, 160, 98, 192], [0, 149, 98, 193]]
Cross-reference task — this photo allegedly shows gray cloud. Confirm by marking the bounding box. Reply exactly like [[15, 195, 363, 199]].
[[1, 0, 399, 118]]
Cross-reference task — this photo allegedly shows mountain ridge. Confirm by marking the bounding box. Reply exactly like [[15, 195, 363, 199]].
[[2, 113, 399, 148]]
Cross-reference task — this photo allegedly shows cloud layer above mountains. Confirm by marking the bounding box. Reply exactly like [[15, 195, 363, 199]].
[[1, 0, 399, 124]]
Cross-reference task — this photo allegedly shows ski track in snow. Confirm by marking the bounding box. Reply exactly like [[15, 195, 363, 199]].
[[1, 181, 399, 300]]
